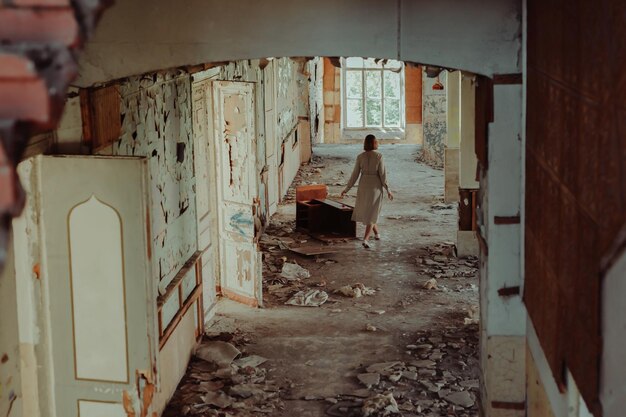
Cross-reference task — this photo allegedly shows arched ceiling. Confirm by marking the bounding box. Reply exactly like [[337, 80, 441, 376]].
[[76, 0, 521, 86]]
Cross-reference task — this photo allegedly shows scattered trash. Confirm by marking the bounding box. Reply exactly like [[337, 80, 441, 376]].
[[201, 391, 233, 409], [195, 341, 240, 369], [336, 283, 376, 298], [233, 355, 267, 369], [164, 336, 284, 417], [285, 289, 328, 307], [362, 393, 400, 417], [280, 262, 311, 280], [464, 304, 480, 325], [366, 324, 378, 332], [423, 278, 438, 290]]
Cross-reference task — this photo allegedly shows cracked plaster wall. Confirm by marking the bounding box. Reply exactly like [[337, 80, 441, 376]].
[[98, 71, 197, 292], [422, 71, 447, 167]]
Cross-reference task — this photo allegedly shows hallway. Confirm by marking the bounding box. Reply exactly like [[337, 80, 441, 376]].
[[164, 145, 480, 417]]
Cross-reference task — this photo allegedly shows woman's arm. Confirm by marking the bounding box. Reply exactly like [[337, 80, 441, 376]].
[[342, 155, 361, 195], [377, 155, 389, 192], [378, 155, 394, 200]]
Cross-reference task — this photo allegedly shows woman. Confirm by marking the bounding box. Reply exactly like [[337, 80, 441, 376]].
[[341, 134, 393, 248]]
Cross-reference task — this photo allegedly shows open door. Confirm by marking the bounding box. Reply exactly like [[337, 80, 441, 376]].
[[212, 81, 261, 307], [36, 155, 156, 417]]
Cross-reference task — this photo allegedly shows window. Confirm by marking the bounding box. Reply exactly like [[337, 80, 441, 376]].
[[343, 58, 404, 132]]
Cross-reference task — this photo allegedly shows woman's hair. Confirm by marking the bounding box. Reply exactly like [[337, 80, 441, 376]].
[[364, 134, 378, 151]]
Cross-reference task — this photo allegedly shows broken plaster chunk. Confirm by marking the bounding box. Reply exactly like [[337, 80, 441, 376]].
[[402, 370, 419, 381], [444, 391, 475, 408], [459, 379, 479, 389], [201, 391, 233, 408], [366, 362, 402, 374], [233, 355, 267, 369], [410, 359, 436, 368], [357, 373, 381, 388], [366, 324, 377, 332], [195, 341, 241, 369]]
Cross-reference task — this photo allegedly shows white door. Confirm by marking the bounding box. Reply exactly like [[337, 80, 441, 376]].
[[264, 61, 279, 215], [36, 155, 156, 417], [192, 77, 220, 317], [212, 81, 261, 306]]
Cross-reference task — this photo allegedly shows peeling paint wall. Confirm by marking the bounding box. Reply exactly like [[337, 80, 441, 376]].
[[422, 71, 448, 167], [218, 59, 268, 227], [0, 240, 23, 417], [308, 58, 324, 145], [98, 72, 197, 292]]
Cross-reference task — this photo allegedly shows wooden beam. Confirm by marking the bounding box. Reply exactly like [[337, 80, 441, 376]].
[[494, 215, 521, 225], [492, 73, 523, 85]]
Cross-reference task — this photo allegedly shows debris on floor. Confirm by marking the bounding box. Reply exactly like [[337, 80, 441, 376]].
[[362, 393, 400, 417], [336, 283, 376, 298], [163, 336, 284, 417], [464, 305, 480, 325], [281, 262, 311, 280], [416, 243, 479, 294], [422, 278, 438, 290], [285, 289, 329, 307]]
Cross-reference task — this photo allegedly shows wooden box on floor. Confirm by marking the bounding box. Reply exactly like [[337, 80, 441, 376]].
[[296, 184, 356, 240]]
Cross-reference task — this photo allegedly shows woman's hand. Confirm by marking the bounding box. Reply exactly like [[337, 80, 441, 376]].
[[387, 191, 394, 201]]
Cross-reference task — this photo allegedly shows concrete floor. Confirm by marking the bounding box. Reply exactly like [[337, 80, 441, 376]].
[[206, 144, 479, 416]]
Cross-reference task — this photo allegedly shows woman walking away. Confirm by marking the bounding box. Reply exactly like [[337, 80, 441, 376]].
[[341, 134, 394, 248]]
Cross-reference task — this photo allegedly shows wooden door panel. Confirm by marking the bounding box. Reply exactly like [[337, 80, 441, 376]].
[[37, 155, 155, 417], [212, 81, 260, 306]]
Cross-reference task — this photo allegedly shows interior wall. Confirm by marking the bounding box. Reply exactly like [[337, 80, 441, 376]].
[[525, 0, 626, 414], [422, 71, 448, 167], [96, 71, 198, 294], [308, 58, 324, 145], [0, 238, 23, 417], [74, 0, 521, 87]]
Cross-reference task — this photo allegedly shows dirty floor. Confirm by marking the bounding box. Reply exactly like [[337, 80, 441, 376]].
[[165, 144, 480, 417]]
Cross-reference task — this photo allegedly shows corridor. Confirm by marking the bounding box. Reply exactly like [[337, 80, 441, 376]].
[[164, 145, 480, 417]]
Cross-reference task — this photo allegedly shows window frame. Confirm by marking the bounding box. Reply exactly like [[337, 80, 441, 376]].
[[340, 58, 406, 140]]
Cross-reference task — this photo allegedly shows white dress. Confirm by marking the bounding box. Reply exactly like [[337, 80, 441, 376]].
[[343, 151, 389, 225]]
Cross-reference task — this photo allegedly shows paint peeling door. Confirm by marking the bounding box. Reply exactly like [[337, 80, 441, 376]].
[[192, 77, 220, 317], [212, 81, 261, 306], [264, 61, 279, 215], [35, 156, 156, 417]]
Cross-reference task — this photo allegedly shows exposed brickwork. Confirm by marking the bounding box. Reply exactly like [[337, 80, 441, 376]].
[[525, 1, 626, 415]]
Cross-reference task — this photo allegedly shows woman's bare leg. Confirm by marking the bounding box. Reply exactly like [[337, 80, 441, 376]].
[[363, 224, 374, 241], [372, 224, 380, 238]]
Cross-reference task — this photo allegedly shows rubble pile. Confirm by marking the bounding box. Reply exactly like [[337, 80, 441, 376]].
[[163, 336, 284, 417], [317, 324, 480, 417], [259, 221, 314, 305], [417, 243, 478, 288]]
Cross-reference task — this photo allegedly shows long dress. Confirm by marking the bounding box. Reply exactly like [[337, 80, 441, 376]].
[[343, 151, 389, 225]]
